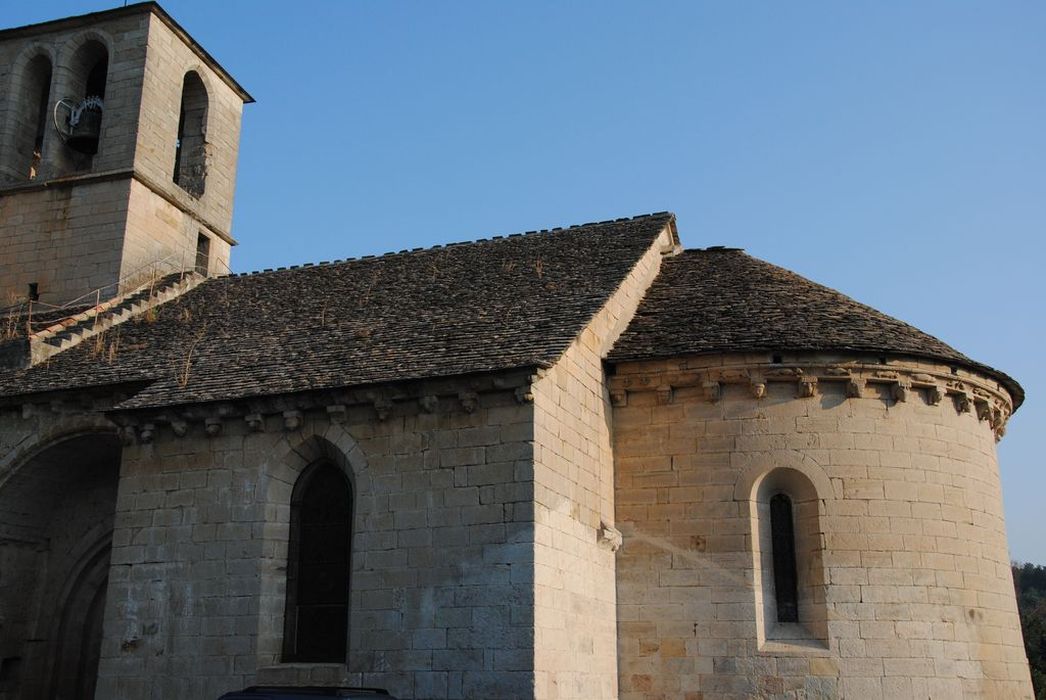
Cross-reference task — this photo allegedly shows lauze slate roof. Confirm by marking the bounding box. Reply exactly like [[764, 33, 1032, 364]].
[[607, 248, 1023, 407], [0, 213, 1021, 410], [0, 213, 674, 409]]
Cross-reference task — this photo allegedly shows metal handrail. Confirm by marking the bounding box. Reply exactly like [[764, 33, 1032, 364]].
[[2, 244, 232, 336]]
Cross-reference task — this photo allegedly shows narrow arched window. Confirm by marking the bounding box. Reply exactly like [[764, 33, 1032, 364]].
[[769, 494, 799, 623], [282, 461, 352, 662], [173, 71, 208, 197]]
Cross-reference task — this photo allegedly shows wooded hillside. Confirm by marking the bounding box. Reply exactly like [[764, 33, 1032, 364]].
[[1013, 562, 1046, 698]]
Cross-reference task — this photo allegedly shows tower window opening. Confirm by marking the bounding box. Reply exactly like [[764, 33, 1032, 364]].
[[8, 55, 53, 182], [84, 57, 107, 100], [195, 233, 210, 276], [769, 493, 799, 623], [173, 71, 208, 198], [61, 40, 108, 159], [30, 61, 52, 179], [282, 461, 352, 663]]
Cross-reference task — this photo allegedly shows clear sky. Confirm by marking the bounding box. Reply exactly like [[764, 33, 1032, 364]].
[[10, 2, 1045, 561]]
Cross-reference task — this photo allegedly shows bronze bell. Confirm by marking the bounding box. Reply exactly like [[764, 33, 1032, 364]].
[[67, 108, 102, 155]]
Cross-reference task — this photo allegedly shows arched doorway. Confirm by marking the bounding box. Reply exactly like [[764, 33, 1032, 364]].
[[0, 431, 121, 699], [50, 540, 112, 699]]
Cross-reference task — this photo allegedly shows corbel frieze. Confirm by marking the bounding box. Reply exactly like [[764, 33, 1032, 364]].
[[608, 358, 1014, 440]]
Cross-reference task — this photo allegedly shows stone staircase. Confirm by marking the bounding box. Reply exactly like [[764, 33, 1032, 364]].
[[27, 271, 204, 365]]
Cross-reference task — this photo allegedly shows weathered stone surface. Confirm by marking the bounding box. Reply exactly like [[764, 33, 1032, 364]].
[[613, 353, 1032, 699]]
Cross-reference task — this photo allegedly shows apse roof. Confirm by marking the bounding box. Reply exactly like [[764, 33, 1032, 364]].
[[606, 247, 1023, 408]]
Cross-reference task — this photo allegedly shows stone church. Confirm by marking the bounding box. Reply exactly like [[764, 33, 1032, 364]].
[[0, 4, 1034, 699]]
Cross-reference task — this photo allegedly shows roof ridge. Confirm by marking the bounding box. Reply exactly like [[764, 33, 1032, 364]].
[[222, 211, 675, 280]]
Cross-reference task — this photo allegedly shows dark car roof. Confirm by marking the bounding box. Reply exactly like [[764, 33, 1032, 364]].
[[218, 686, 392, 699]]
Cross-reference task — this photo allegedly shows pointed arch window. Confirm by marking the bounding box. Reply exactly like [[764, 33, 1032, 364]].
[[282, 460, 352, 663]]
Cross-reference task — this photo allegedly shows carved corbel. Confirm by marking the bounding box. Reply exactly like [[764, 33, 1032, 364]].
[[989, 406, 1004, 432], [656, 386, 673, 406], [170, 418, 188, 437], [326, 404, 348, 423], [845, 377, 865, 399], [928, 385, 946, 406], [245, 413, 265, 432], [597, 522, 623, 552], [609, 389, 627, 407], [749, 379, 766, 399], [119, 425, 137, 446], [975, 399, 992, 423], [797, 377, 817, 398], [458, 391, 479, 414], [419, 395, 439, 413], [702, 381, 721, 403], [373, 397, 393, 421], [891, 382, 910, 403], [139, 423, 156, 444], [515, 385, 535, 404], [956, 393, 973, 414], [204, 417, 223, 437], [283, 410, 303, 431]]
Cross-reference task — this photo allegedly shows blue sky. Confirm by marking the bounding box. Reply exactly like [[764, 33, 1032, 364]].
[[11, 2, 1045, 561]]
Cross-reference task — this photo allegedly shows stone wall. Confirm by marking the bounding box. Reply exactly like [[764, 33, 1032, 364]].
[[0, 178, 130, 305], [612, 352, 1033, 699], [94, 381, 538, 700], [530, 223, 677, 699], [123, 177, 231, 283], [135, 12, 245, 237]]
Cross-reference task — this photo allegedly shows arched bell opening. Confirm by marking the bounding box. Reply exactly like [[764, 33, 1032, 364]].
[[6, 54, 54, 182], [0, 431, 121, 700], [55, 39, 109, 164], [173, 71, 209, 198]]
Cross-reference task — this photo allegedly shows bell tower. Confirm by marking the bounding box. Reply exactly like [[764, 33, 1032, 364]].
[[0, 2, 252, 307]]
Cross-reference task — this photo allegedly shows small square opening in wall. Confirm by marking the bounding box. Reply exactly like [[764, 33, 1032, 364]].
[[195, 233, 210, 276]]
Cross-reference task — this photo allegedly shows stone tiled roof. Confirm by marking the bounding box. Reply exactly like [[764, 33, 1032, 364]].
[[607, 248, 1023, 407], [0, 213, 674, 409]]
